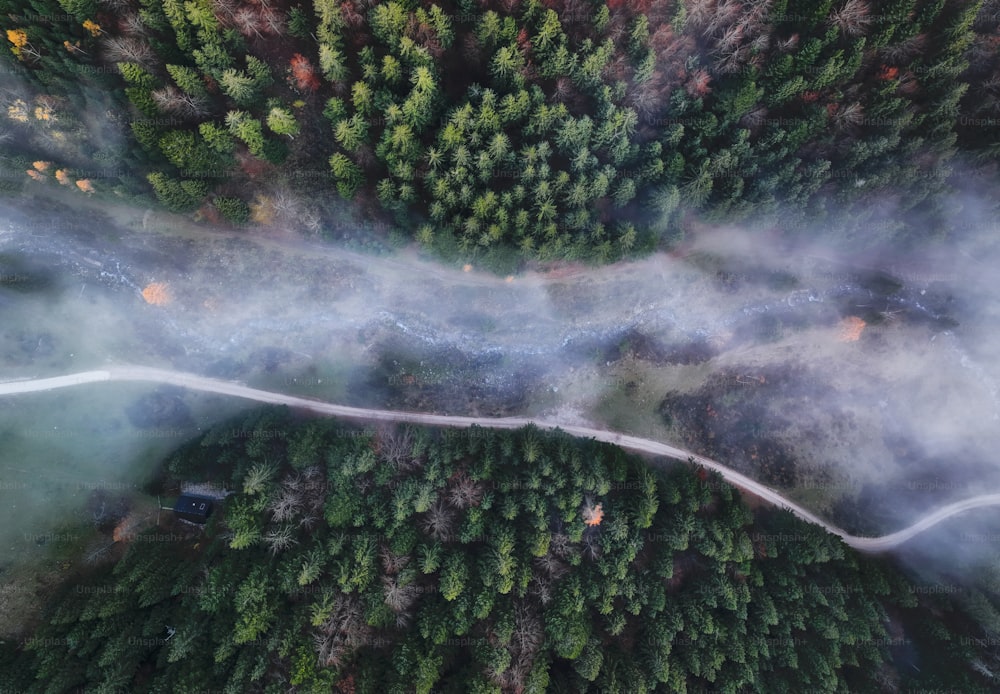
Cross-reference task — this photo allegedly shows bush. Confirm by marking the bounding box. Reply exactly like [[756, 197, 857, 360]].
[[146, 172, 206, 212], [213, 196, 250, 225]]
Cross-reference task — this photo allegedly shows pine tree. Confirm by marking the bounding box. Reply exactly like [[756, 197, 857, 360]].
[[266, 105, 300, 137]]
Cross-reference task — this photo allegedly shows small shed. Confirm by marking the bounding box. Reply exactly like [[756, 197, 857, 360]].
[[173, 494, 214, 524]]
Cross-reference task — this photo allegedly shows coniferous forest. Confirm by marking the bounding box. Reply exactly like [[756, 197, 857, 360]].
[[1, 0, 999, 266], [0, 408, 994, 692]]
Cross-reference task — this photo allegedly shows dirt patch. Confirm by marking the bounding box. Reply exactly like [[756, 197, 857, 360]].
[[351, 335, 544, 417], [604, 328, 717, 365], [657, 365, 820, 487]]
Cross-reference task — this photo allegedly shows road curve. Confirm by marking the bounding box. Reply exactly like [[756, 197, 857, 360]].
[[3, 365, 998, 553]]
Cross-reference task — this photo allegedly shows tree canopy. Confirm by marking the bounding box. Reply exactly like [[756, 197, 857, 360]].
[[0, 410, 993, 692], [1, 0, 998, 263]]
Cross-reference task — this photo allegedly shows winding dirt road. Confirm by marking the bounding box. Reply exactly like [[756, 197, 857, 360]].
[[2, 365, 997, 553]]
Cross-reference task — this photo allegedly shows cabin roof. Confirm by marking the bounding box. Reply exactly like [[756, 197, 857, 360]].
[[173, 494, 213, 520]]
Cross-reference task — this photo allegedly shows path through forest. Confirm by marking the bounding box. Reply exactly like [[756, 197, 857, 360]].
[[1, 365, 996, 553]]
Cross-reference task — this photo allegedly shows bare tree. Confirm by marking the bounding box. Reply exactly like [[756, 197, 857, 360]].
[[260, 7, 286, 35], [380, 546, 411, 575], [528, 575, 553, 605], [552, 76, 574, 103], [775, 33, 799, 53], [263, 525, 298, 555], [268, 483, 302, 523], [374, 423, 416, 470], [744, 0, 773, 23], [301, 466, 327, 515], [232, 7, 266, 39], [447, 471, 483, 509], [160, 86, 209, 119], [750, 32, 770, 54], [512, 600, 543, 658], [549, 531, 573, 559], [118, 12, 148, 36], [422, 499, 456, 541], [340, 0, 366, 29], [628, 76, 667, 120], [897, 70, 920, 96], [685, 0, 716, 35], [212, 0, 239, 18], [829, 0, 871, 37], [879, 33, 926, 66], [102, 35, 156, 68], [496, 599, 544, 690], [303, 464, 324, 481], [582, 530, 602, 560], [83, 539, 114, 564], [99, 0, 134, 12], [283, 472, 303, 493], [315, 594, 372, 668], [832, 101, 864, 130], [714, 23, 744, 54], [381, 574, 421, 615], [706, 0, 743, 38], [714, 46, 750, 75], [533, 552, 568, 580], [301, 208, 322, 234]]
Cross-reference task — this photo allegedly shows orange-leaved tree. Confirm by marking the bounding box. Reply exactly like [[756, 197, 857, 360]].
[[289, 54, 320, 93], [142, 282, 172, 305], [582, 500, 604, 526], [838, 316, 866, 342]]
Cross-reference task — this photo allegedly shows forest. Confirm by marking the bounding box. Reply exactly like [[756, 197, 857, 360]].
[[1, 0, 999, 267], [0, 407, 995, 692]]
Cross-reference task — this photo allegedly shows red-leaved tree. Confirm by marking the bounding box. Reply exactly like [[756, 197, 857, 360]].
[[290, 53, 320, 92]]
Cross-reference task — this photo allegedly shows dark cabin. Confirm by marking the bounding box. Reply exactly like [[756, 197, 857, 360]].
[[173, 494, 214, 524]]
